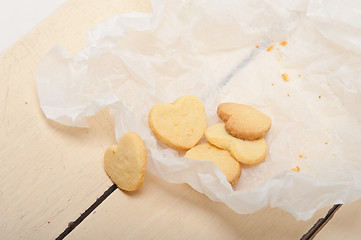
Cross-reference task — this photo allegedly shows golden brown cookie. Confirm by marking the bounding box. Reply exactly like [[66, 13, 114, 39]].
[[185, 143, 241, 185], [217, 103, 271, 140], [148, 95, 207, 150], [104, 132, 147, 191], [205, 123, 267, 165]]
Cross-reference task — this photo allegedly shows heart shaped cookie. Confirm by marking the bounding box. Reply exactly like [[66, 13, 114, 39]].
[[185, 143, 241, 185], [217, 103, 271, 140], [148, 95, 207, 150], [205, 123, 267, 165], [104, 132, 147, 191]]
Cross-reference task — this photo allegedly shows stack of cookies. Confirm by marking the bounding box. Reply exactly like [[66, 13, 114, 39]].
[[148, 95, 271, 186]]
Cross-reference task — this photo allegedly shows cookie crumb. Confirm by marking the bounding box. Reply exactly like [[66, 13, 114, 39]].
[[325, 142, 328, 144], [291, 166, 300, 172], [299, 154, 304, 159], [318, 96, 321, 99], [267, 45, 274, 52], [280, 41, 287, 46], [272, 83, 274, 86], [298, 74, 301, 78], [256, 45, 259, 48], [282, 73, 289, 81], [287, 93, 290, 97]]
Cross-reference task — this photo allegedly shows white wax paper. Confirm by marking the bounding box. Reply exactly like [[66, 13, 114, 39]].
[[36, 0, 361, 220]]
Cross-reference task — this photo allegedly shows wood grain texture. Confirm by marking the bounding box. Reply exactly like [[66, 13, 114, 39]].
[[0, 0, 151, 239], [314, 200, 361, 240], [67, 173, 331, 240]]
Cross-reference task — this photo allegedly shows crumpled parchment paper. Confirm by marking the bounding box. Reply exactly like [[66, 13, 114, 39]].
[[36, 0, 361, 220]]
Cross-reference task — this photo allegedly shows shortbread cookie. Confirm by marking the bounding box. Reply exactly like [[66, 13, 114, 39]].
[[148, 95, 207, 150], [104, 132, 147, 191], [217, 103, 271, 140], [185, 143, 241, 185], [205, 123, 267, 165]]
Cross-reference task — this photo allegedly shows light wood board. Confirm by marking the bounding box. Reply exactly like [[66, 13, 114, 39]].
[[67, 173, 331, 240], [0, 0, 151, 239]]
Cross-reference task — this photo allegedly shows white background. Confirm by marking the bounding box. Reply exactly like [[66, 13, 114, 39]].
[[0, 0, 67, 54]]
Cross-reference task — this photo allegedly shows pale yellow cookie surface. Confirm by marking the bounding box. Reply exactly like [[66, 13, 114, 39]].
[[148, 95, 207, 150], [205, 123, 267, 165], [104, 132, 147, 191], [185, 143, 241, 185], [217, 103, 271, 140]]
